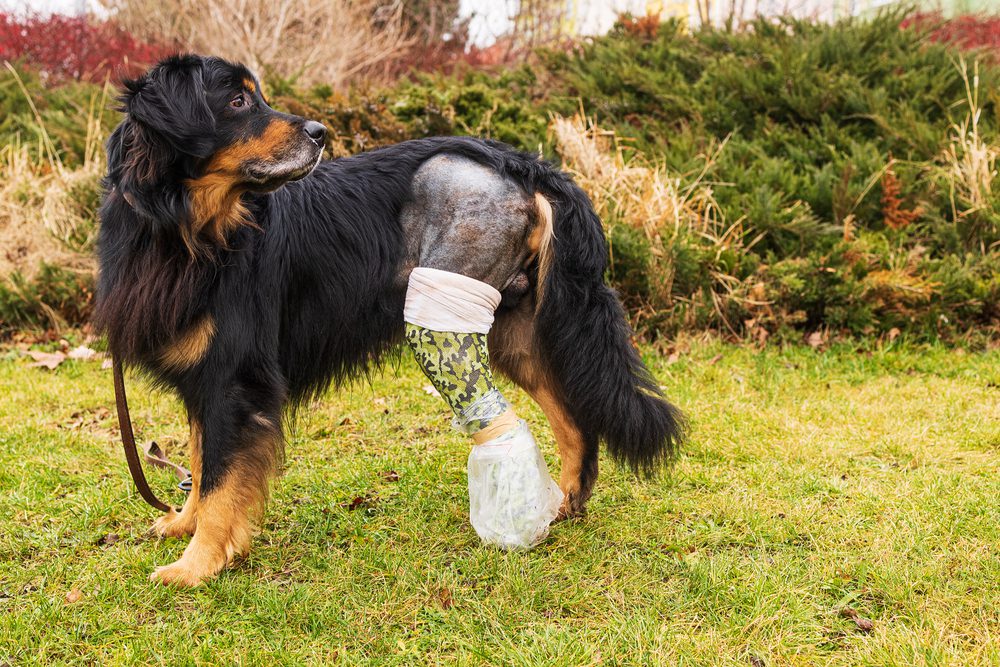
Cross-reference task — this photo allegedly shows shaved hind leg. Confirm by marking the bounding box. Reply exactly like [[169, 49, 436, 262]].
[[490, 301, 598, 518]]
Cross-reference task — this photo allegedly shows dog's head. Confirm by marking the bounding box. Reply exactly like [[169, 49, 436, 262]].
[[106, 54, 326, 252]]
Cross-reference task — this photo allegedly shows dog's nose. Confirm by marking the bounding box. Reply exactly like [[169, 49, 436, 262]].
[[303, 121, 327, 144]]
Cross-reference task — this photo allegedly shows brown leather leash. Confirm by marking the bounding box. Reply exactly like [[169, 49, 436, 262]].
[[112, 355, 183, 513]]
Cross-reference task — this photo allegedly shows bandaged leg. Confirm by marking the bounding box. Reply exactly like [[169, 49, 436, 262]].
[[404, 267, 562, 549]]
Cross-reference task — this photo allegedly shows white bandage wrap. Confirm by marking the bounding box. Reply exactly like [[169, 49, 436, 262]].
[[404, 267, 501, 334]]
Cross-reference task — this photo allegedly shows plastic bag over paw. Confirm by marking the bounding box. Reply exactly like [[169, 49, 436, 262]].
[[466, 420, 563, 550]]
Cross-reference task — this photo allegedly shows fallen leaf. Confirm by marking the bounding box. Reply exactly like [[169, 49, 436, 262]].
[[806, 331, 825, 349], [346, 495, 375, 511], [753, 326, 769, 346], [887, 327, 901, 343], [707, 353, 723, 365], [65, 588, 83, 604], [96, 533, 119, 546], [422, 384, 441, 398], [839, 607, 874, 633], [12, 329, 60, 346], [27, 350, 66, 370], [67, 345, 98, 361], [437, 587, 453, 610], [667, 352, 680, 365], [747, 655, 766, 667], [381, 470, 400, 482]]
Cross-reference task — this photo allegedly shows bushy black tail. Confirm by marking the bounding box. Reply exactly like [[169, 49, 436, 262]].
[[532, 172, 685, 474]]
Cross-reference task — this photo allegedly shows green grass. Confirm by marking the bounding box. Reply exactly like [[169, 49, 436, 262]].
[[2, 340, 1000, 665]]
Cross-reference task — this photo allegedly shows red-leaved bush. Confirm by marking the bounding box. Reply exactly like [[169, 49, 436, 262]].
[[0, 12, 172, 84], [384, 39, 524, 79], [903, 12, 1000, 60]]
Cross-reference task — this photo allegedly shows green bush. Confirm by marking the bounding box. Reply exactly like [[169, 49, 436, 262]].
[[0, 64, 116, 166], [274, 10, 1000, 341]]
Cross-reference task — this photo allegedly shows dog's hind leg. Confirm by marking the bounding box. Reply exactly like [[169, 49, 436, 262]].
[[490, 299, 598, 519], [397, 155, 596, 519], [399, 155, 565, 547], [151, 376, 283, 587], [151, 418, 202, 538]]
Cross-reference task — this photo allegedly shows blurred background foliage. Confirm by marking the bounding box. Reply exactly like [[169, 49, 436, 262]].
[[2, 6, 1000, 345]]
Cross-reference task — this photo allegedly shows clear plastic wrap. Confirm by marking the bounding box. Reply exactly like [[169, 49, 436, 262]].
[[452, 388, 510, 435], [466, 420, 564, 550]]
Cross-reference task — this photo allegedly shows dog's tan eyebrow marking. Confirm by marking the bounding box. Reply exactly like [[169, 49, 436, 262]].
[[243, 78, 256, 94]]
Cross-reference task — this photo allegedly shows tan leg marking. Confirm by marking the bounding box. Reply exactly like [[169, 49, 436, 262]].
[[159, 316, 215, 371], [527, 192, 555, 306], [151, 424, 279, 587], [489, 303, 593, 518], [152, 420, 202, 538], [522, 380, 588, 519]]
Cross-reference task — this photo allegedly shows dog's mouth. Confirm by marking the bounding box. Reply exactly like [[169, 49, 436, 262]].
[[243, 143, 323, 192]]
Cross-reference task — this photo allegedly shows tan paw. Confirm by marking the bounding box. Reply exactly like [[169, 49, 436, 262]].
[[555, 491, 587, 522], [151, 509, 196, 538], [150, 558, 214, 587]]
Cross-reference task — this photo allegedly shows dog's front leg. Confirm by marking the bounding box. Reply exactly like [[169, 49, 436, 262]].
[[151, 386, 282, 587], [151, 417, 203, 538]]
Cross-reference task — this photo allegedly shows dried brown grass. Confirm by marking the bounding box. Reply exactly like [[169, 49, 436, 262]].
[[941, 58, 999, 246], [549, 112, 758, 333], [106, 0, 415, 88], [0, 63, 101, 280]]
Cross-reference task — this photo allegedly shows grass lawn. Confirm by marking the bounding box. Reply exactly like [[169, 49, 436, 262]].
[[1, 339, 999, 665]]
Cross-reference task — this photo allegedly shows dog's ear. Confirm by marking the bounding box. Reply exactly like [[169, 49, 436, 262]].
[[122, 58, 216, 159], [103, 116, 179, 225], [107, 116, 163, 183]]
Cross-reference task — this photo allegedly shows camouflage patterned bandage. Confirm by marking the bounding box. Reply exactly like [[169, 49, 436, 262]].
[[404, 268, 511, 435], [404, 325, 510, 432]]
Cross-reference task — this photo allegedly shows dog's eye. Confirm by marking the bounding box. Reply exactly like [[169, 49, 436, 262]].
[[230, 93, 247, 109]]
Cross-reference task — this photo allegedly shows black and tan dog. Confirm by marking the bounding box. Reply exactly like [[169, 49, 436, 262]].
[[96, 54, 684, 586]]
